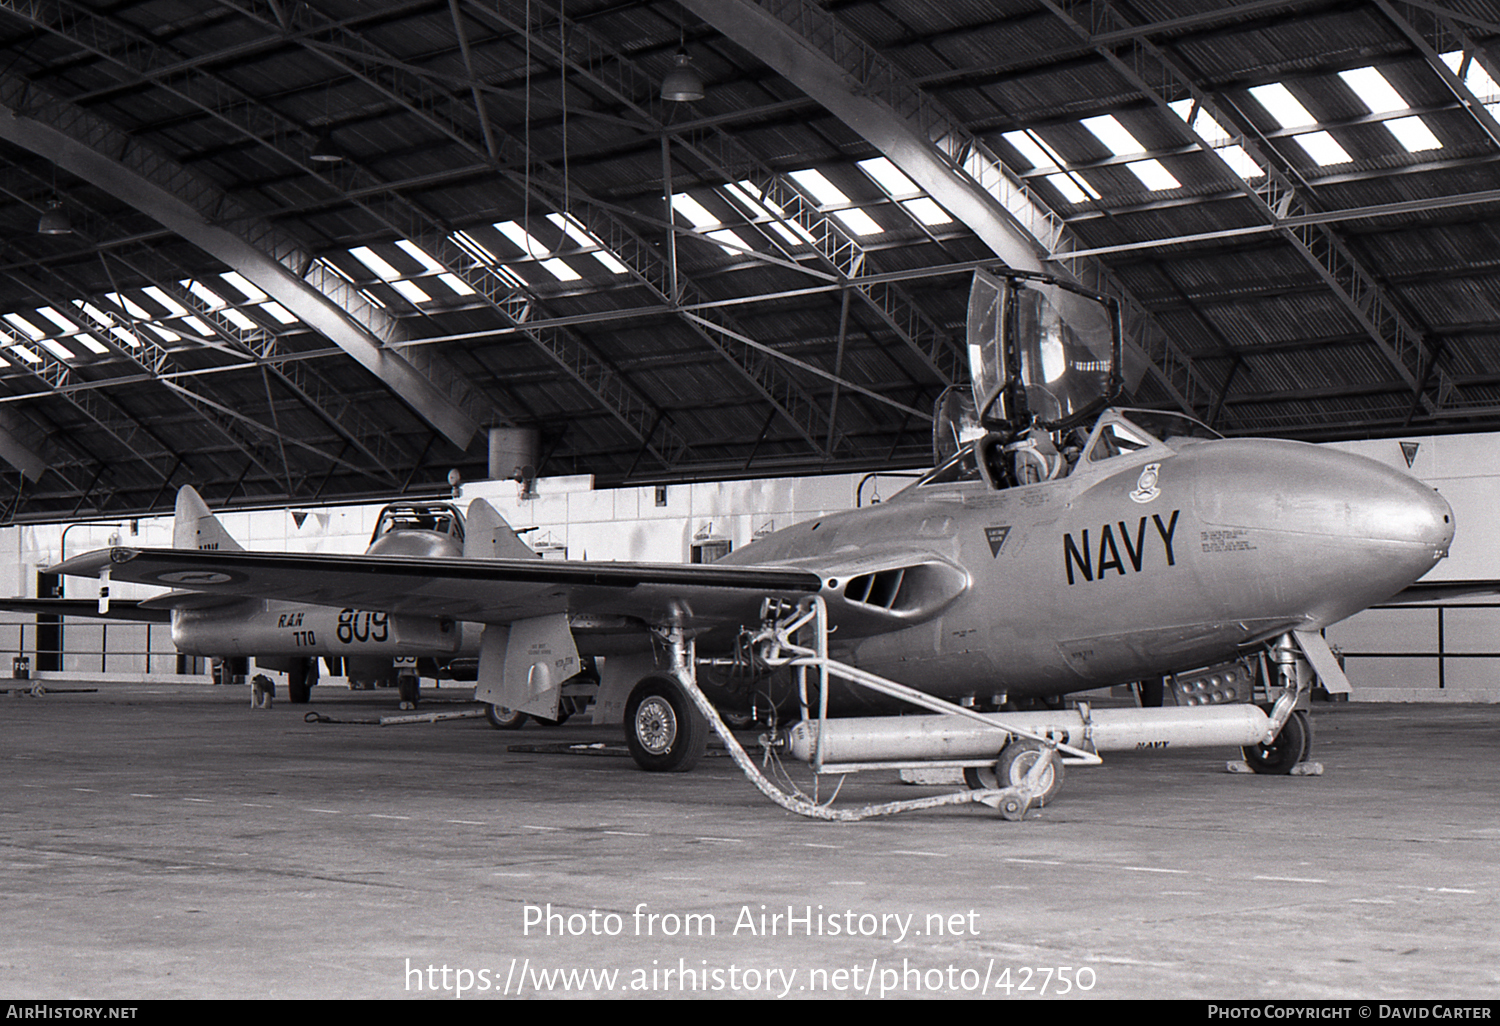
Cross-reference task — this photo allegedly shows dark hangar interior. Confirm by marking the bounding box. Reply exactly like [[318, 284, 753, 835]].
[[0, 0, 1496, 520]]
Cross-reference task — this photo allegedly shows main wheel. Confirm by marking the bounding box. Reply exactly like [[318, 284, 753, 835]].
[[624, 675, 708, 773], [484, 703, 527, 730], [1242, 709, 1312, 775], [287, 658, 315, 704], [964, 738, 1066, 806]]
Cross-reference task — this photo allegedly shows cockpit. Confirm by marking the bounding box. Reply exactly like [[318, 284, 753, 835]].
[[921, 268, 1220, 494], [918, 407, 1221, 491], [369, 503, 466, 547]]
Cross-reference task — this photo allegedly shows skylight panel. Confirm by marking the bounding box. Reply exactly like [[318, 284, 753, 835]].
[[451, 230, 499, 266], [856, 158, 953, 226], [4, 313, 45, 340], [1249, 83, 1350, 165], [221, 307, 259, 331], [857, 157, 917, 195], [74, 300, 118, 329], [350, 246, 404, 281], [1080, 115, 1181, 190], [347, 247, 431, 301], [351, 246, 433, 303], [1081, 114, 1144, 156], [37, 307, 106, 353], [2, 343, 41, 364], [389, 280, 433, 304], [495, 221, 582, 281], [1441, 50, 1500, 103], [220, 271, 267, 304], [1340, 67, 1441, 152], [184, 280, 227, 310], [1126, 159, 1181, 190], [259, 302, 298, 325], [36, 337, 75, 360], [1045, 173, 1098, 204], [670, 193, 748, 254], [902, 197, 953, 226], [1295, 131, 1352, 165], [1385, 116, 1442, 152], [1168, 99, 1261, 179], [1002, 130, 1060, 169], [104, 292, 152, 320], [36, 307, 79, 333], [546, 213, 629, 274], [1339, 67, 1407, 113], [788, 169, 883, 236], [141, 288, 189, 318], [396, 239, 481, 295], [724, 182, 815, 247], [1250, 83, 1316, 128]]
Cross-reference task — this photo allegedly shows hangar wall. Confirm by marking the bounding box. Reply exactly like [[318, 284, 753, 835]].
[[1322, 433, 1500, 702]]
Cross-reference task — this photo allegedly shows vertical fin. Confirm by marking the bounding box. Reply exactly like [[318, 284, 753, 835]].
[[173, 486, 245, 553], [464, 498, 539, 559]]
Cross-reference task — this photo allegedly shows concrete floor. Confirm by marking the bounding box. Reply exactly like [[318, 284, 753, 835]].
[[1, 682, 1497, 1000]]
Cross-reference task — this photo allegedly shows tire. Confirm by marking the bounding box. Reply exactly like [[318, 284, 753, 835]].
[[396, 674, 420, 709], [624, 675, 708, 773], [287, 658, 315, 704], [1242, 709, 1312, 775], [529, 711, 570, 727], [484, 704, 527, 730], [963, 738, 1065, 806]]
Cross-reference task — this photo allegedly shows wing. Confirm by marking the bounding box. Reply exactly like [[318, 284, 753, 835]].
[[1384, 580, 1500, 604], [49, 546, 827, 629]]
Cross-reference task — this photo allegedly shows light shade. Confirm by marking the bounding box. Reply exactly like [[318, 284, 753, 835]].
[[309, 129, 344, 163], [661, 50, 704, 102], [37, 199, 71, 235]]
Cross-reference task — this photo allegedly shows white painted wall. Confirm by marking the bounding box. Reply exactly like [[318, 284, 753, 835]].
[[1322, 434, 1500, 702]]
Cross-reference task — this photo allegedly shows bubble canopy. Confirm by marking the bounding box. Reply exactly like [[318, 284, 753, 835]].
[[965, 269, 1123, 433]]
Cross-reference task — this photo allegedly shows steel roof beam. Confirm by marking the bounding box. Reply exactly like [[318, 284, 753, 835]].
[[681, 0, 1217, 424], [238, 0, 837, 463], [467, 1, 964, 390], [1036, 0, 1461, 426], [0, 1, 481, 451]]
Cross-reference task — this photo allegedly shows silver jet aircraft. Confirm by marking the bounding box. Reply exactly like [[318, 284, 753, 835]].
[[51, 270, 1454, 819]]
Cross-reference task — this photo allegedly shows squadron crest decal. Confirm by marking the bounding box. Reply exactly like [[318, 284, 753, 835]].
[[984, 526, 1011, 557], [1129, 463, 1162, 504]]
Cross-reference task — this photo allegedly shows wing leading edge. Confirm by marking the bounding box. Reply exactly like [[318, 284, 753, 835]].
[[48, 546, 827, 629]]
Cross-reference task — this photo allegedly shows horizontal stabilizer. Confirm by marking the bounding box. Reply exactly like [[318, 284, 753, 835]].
[[0, 597, 170, 623]]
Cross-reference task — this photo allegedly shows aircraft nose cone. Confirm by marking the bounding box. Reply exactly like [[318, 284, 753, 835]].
[[1190, 439, 1452, 622]]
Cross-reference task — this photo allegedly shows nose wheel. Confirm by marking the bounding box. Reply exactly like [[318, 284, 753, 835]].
[[1241, 709, 1312, 774]]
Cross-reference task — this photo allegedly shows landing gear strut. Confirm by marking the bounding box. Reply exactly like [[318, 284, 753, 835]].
[[1241, 634, 1316, 775]]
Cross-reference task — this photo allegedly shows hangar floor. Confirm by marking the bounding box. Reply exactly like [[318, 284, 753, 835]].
[[1, 683, 1496, 1000]]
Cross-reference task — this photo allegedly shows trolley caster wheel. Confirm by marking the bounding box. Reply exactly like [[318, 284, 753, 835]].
[[996, 793, 1028, 821]]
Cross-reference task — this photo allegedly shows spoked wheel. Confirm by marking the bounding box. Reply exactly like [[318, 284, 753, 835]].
[[1242, 709, 1312, 775], [484, 704, 528, 730], [624, 675, 708, 773], [963, 738, 1066, 807]]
